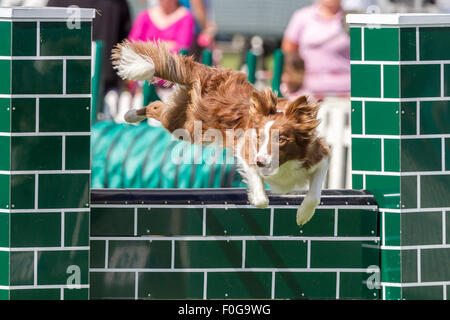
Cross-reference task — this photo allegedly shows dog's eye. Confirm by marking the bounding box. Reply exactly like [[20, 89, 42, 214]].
[[278, 136, 286, 143]]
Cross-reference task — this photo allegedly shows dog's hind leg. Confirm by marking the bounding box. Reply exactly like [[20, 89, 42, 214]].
[[124, 85, 192, 138], [124, 101, 166, 123], [157, 85, 191, 133], [144, 101, 165, 120]]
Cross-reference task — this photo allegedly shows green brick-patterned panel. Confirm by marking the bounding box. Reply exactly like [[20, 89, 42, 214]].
[[207, 272, 272, 299], [138, 272, 204, 299], [90, 272, 135, 300], [206, 208, 270, 236], [39, 22, 91, 57], [400, 28, 416, 61], [351, 64, 381, 98], [364, 27, 399, 61], [90, 201, 380, 300], [12, 22, 37, 56], [0, 60, 11, 94], [273, 208, 335, 236], [348, 14, 450, 300], [0, 8, 94, 300], [0, 22, 11, 56]]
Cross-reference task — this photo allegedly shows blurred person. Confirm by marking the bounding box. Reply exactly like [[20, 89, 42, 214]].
[[280, 52, 306, 101], [47, 0, 132, 94], [126, 0, 196, 103], [282, 0, 350, 100], [177, 0, 216, 60], [179, 0, 209, 32], [128, 0, 195, 53], [188, 0, 216, 48]]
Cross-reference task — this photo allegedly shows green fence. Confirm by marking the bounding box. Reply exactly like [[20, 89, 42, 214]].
[[347, 13, 450, 300], [0, 9, 449, 300], [89, 189, 380, 300], [0, 7, 94, 300]]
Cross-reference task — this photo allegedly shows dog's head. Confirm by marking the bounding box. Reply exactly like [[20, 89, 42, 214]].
[[246, 89, 320, 176]]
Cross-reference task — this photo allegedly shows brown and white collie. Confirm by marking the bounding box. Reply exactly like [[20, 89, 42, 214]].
[[111, 40, 330, 226]]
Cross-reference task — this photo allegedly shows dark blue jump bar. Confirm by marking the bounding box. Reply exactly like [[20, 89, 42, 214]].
[[90, 189, 377, 207]]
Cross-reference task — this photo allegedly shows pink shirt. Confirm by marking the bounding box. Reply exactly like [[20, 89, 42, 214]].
[[284, 5, 350, 96], [128, 7, 195, 53]]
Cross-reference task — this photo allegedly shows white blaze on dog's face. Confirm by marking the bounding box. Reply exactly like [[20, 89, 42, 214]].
[[254, 120, 280, 176]]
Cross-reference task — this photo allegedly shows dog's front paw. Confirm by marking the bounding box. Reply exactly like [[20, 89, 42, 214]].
[[248, 192, 269, 209], [296, 196, 320, 226]]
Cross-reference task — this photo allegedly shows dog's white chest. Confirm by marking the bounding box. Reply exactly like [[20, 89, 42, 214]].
[[262, 160, 312, 194]]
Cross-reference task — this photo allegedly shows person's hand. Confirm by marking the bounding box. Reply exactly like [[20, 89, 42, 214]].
[[197, 21, 217, 48]]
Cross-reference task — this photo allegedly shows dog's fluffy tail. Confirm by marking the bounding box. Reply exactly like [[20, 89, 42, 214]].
[[111, 40, 196, 86]]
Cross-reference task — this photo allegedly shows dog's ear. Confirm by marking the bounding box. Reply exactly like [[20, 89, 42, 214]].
[[284, 95, 320, 140], [275, 97, 289, 111], [284, 95, 318, 123], [250, 88, 277, 117]]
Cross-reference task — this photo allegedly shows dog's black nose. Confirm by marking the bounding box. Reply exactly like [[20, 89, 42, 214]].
[[256, 160, 265, 168]]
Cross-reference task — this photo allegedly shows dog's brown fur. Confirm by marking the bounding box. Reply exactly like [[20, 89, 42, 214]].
[[111, 40, 329, 169]]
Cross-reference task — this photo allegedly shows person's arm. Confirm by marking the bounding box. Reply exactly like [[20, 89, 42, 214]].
[[189, 0, 208, 30], [281, 39, 299, 53], [281, 10, 304, 54]]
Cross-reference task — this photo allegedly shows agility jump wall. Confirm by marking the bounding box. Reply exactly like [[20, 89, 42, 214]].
[[89, 189, 379, 300], [347, 14, 450, 300], [0, 8, 447, 300], [0, 7, 95, 300]]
